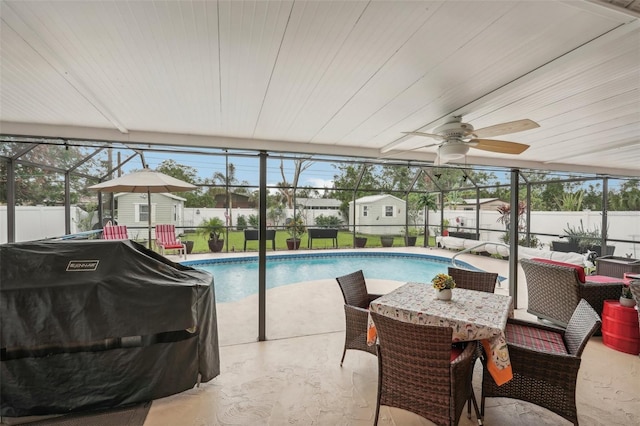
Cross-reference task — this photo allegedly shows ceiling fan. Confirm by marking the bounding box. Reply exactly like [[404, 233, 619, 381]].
[[399, 116, 539, 165]]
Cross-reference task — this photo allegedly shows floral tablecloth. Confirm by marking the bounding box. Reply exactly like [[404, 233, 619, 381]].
[[367, 282, 514, 385]]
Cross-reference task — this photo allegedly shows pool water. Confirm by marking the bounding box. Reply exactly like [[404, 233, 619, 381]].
[[185, 252, 476, 303]]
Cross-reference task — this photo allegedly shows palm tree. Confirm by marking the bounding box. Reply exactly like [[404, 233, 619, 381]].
[[445, 188, 464, 210], [416, 192, 439, 247], [211, 163, 249, 226]]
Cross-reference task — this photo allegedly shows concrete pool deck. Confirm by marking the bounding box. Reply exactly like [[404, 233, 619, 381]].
[[149, 247, 639, 425], [181, 247, 519, 346]]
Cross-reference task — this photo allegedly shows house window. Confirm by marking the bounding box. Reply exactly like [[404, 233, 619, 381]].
[[363, 206, 368, 217], [384, 205, 393, 217]]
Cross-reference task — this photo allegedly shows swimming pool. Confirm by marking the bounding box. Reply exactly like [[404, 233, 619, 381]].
[[184, 252, 478, 303]]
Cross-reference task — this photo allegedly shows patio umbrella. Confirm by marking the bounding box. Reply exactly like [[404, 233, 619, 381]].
[[88, 170, 197, 248]]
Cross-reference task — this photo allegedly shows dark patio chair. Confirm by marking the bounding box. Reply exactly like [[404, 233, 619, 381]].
[[370, 312, 477, 426], [335, 270, 381, 365], [481, 299, 601, 426], [520, 258, 619, 328], [448, 267, 498, 293]]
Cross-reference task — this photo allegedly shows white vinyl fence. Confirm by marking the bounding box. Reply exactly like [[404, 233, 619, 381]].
[[0, 206, 85, 244], [2, 205, 638, 257]]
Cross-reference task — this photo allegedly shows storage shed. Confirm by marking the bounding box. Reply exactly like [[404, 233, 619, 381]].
[[114, 192, 186, 238], [349, 194, 406, 235]]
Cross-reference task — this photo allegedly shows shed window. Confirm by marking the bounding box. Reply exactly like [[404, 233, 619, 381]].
[[384, 205, 394, 217], [139, 204, 149, 222], [363, 206, 368, 217], [134, 203, 156, 223]]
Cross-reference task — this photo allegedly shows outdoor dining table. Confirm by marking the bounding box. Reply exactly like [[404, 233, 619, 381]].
[[366, 282, 514, 386]]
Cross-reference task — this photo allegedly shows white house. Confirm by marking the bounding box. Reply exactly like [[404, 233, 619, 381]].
[[114, 192, 186, 239], [295, 198, 343, 225], [349, 194, 406, 235]]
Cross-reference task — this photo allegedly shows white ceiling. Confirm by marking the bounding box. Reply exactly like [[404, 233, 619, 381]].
[[1, 0, 639, 176]]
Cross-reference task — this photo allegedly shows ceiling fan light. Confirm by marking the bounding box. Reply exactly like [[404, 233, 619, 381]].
[[439, 143, 469, 160]]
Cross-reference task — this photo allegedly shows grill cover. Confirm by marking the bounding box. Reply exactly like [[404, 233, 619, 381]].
[[0, 239, 219, 417]]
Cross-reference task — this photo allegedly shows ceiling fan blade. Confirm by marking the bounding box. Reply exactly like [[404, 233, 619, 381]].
[[469, 139, 530, 154], [472, 119, 539, 139], [402, 131, 445, 141]]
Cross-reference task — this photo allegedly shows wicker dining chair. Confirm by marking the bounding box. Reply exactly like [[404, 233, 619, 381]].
[[370, 312, 477, 426], [335, 270, 381, 365], [448, 267, 498, 293], [481, 299, 601, 426]]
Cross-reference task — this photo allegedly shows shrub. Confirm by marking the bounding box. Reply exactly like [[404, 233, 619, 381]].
[[315, 214, 342, 228], [236, 215, 248, 230], [286, 215, 306, 239]]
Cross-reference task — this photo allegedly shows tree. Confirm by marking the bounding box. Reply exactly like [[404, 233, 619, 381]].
[[73, 202, 98, 231], [444, 187, 464, 210], [209, 162, 250, 225], [277, 158, 314, 208], [378, 165, 413, 192], [236, 215, 248, 230], [267, 203, 286, 227], [332, 163, 383, 220], [1, 145, 102, 206], [156, 159, 198, 184], [555, 190, 584, 211], [155, 160, 202, 207], [610, 179, 640, 211]]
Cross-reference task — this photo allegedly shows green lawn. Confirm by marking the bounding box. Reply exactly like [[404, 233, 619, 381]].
[[178, 230, 436, 254]]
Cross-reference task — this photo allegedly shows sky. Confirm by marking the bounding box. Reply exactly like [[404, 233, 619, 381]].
[[116, 148, 629, 193], [126, 150, 337, 190]]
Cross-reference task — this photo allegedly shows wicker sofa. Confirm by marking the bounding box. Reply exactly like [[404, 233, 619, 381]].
[[520, 258, 622, 328]]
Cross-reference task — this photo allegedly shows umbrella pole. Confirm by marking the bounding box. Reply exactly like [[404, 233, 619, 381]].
[[148, 190, 152, 249]]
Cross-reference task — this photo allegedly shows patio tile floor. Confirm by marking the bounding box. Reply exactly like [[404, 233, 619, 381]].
[[148, 248, 639, 425]]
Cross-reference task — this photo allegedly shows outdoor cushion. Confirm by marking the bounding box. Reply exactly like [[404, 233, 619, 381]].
[[162, 243, 184, 249], [505, 323, 567, 355], [450, 346, 463, 362], [585, 275, 624, 284], [532, 258, 586, 283]]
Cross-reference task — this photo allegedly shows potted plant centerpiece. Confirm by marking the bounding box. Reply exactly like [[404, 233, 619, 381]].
[[432, 273, 456, 301], [285, 214, 306, 250], [620, 285, 636, 308], [199, 217, 225, 252]]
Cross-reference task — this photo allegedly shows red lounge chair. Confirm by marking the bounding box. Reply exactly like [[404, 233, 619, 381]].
[[102, 225, 129, 240], [156, 224, 186, 259]]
